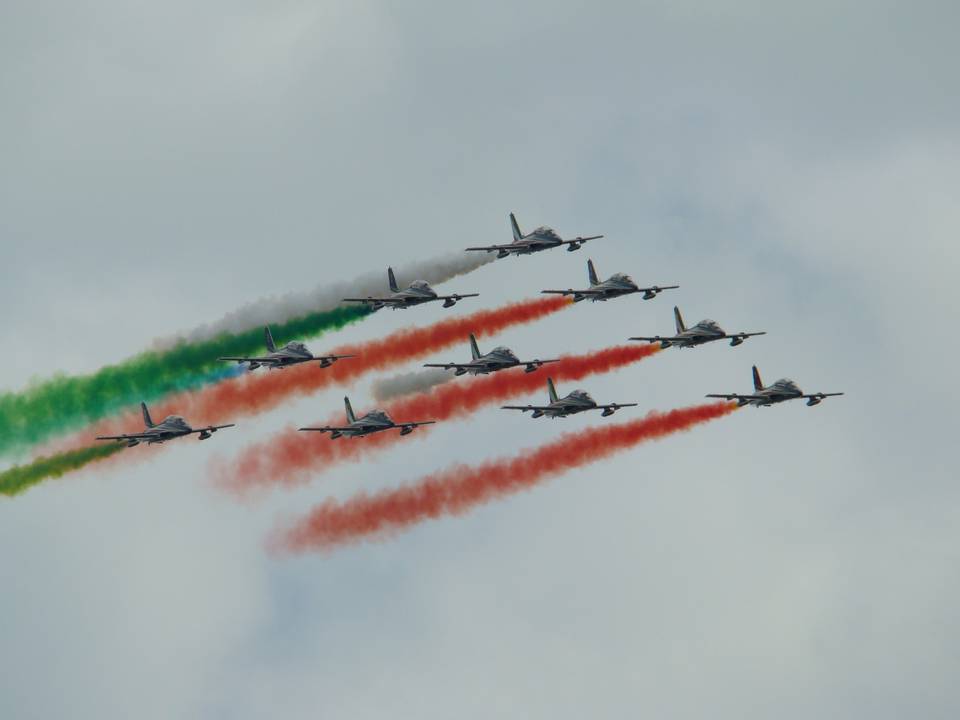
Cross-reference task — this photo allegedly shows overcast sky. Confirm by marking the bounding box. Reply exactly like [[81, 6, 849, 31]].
[[2, 2, 959, 718]]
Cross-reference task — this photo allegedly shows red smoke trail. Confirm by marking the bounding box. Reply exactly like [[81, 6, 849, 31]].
[[274, 401, 739, 553], [55, 296, 571, 451], [220, 344, 662, 494]]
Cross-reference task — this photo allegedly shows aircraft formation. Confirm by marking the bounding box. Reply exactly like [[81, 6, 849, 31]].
[[95, 212, 843, 448]]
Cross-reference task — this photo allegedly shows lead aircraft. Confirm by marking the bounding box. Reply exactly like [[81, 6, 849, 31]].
[[96, 402, 235, 447], [707, 366, 844, 407]]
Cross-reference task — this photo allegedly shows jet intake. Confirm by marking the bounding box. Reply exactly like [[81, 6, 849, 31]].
[[566, 242, 581, 252], [730, 337, 744, 347], [400, 426, 414, 436]]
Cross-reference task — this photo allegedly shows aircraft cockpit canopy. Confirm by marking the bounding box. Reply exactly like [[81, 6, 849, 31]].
[[532, 226, 560, 240], [610, 273, 635, 285]]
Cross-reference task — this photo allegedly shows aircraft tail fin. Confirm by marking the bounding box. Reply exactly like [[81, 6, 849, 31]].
[[752, 365, 764, 391], [547, 378, 559, 403], [264, 326, 277, 353], [587, 259, 600, 286], [344, 396, 357, 424], [510, 212, 523, 241], [674, 306, 686, 334], [141, 401, 155, 428], [387, 267, 400, 293], [469, 333, 481, 361]]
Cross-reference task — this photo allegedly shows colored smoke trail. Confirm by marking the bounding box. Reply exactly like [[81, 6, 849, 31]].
[[222, 344, 661, 494], [371, 368, 453, 402], [79, 296, 572, 450], [156, 252, 495, 348], [0, 444, 125, 497], [0, 306, 371, 458], [275, 402, 739, 553]]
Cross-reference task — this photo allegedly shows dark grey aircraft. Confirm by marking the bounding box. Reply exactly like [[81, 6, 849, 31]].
[[502, 378, 638, 419], [541, 259, 678, 302], [298, 397, 436, 439], [218, 326, 354, 370], [96, 402, 235, 447], [465, 213, 603, 258], [630, 306, 766, 349], [423, 333, 560, 376], [342, 267, 479, 310], [707, 366, 844, 407]]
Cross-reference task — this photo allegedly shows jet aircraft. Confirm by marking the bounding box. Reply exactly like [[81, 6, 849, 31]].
[[96, 402, 235, 447], [218, 326, 354, 370], [502, 378, 638, 419], [342, 267, 478, 310], [423, 333, 560, 376], [630, 306, 766, 349], [465, 213, 603, 258], [541, 259, 678, 302], [298, 397, 436, 439], [706, 366, 844, 407]]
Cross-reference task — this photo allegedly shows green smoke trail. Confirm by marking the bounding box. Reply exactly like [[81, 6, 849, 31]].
[[0, 305, 372, 457], [0, 443, 126, 497]]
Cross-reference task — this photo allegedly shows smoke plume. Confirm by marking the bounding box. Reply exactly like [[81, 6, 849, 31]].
[[0, 444, 125, 497], [274, 402, 739, 552]]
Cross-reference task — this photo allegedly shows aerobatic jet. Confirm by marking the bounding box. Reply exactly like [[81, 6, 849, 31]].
[[630, 306, 766, 349], [541, 259, 678, 303], [465, 213, 603, 258], [706, 366, 844, 407], [502, 378, 638, 419], [298, 397, 436, 439], [423, 333, 560, 376], [218, 326, 354, 370], [95, 402, 235, 447], [342, 267, 479, 310]]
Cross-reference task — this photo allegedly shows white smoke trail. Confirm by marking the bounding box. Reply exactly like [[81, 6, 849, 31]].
[[370, 368, 454, 402], [154, 252, 495, 349]]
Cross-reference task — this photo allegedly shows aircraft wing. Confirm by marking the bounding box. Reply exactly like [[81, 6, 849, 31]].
[[96, 432, 156, 441], [562, 235, 603, 245], [705, 393, 765, 401], [218, 356, 279, 363], [298, 425, 353, 433], [398, 421, 436, 428], [435, 293, 480, 301], [803, 392, 845, 399], [501, 405, 552, 412], [724, 332, 767, 340], [595, 403, 639, 411], [465, 243, 521, 252], [342, 296, 408, 304], [540, 288, 593, 296], [316, 354, 355, 362], [191, 424, 235, 434], [628, 335, 677, 343], [422, 362, 474, 370]]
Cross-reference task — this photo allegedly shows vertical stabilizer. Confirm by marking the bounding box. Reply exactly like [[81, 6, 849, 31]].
[[264, 326, 277, 353], [387, 267, 400, 293], [547, 378, 559, 403], [469, 333, 482, 361], [141, 402, 155, 428], [587, 259, 600, 286], [344, 397, 357, 424], [674, 306, 686, 334], [752, 365, 764, 391], [510, 213, 523, 241]]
